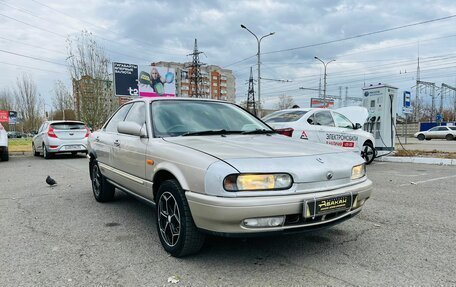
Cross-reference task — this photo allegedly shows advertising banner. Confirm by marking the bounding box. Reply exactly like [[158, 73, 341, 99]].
[[8, 111, 17, 124], [0, 110, 8, 123], [138, 66, 176, 97], [113, 62, 139, 97], [310, 98, 334, 108]]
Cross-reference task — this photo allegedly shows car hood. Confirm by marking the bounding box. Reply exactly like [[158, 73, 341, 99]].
[[163, 134, 347, 160], [335, 106, 369, 125]]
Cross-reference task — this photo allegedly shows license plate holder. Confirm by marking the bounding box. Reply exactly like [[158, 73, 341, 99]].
[[65, 145, 81, 151], [304, 194, 352, 218]]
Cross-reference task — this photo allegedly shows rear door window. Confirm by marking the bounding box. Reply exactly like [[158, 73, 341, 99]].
[[449, 127, 456, 131]]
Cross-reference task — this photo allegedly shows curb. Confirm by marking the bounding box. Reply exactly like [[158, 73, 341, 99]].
[[376, 156, 456, 166], [9, 151, 32, 156]]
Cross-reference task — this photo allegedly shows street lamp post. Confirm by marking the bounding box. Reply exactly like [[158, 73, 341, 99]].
[[241, 24, 275, 117], [314, 57, 335, 107]]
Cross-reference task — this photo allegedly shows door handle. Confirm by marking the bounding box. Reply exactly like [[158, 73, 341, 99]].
[[95, 136, 100, 142], [113, 140, 120, 147]]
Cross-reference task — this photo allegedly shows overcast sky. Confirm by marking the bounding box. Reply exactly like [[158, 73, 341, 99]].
[[1, 0, 455, 111]]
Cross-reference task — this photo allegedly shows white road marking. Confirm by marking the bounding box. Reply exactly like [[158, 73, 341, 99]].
[[399, 174, 456, 187]]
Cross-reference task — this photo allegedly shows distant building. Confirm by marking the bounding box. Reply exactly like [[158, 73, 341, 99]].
[[152, 61, 236, 102]]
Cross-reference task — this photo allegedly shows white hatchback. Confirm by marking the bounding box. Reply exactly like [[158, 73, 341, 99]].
[[263, 108, 376, 164], [0, 123, 8, 161]]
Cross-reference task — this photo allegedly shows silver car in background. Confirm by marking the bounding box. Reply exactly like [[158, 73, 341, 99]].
[[32, 120, 90, 159], [88, 98, 373, 257], [414, 125, 456, 141]]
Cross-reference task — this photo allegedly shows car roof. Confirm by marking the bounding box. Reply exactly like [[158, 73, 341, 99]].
[[127, 97, 228, 104]]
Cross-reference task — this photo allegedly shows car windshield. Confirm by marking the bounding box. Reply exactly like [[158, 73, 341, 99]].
[[151, 100, 273, 137], [51, 123, 86, 130], [262, 110, 308, 123]]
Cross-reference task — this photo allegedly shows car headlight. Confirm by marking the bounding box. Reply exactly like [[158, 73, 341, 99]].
[[223, 173, 293, 191], [351, 164, 366, 180]]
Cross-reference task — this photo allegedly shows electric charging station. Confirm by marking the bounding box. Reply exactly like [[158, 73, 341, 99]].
[[362, 84, 397, 155]]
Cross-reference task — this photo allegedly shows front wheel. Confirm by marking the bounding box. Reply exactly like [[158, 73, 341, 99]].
[[91, 161, 115, 202], [361, 142, 376, 165], [417, 134, 425, 141], [156, 180, 205, 257], [32, 143, 40, 156]]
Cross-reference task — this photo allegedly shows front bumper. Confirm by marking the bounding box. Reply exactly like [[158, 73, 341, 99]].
[[186, 179, 372, 234]]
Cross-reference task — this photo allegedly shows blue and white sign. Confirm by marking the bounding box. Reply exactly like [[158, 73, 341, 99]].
[[403, 91, 411, 108]]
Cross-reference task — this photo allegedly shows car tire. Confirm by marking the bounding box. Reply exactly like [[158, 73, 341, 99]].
[[71, 151, 78, 156], [91, 161, 115, 202], [361, 142, 376, 165], [1, 147, 8, 161], [417, 134, 425, 141], [43, 145, 52, 159], [445, 134, 454, 141], [32, 143, 40, 156], [156, 179, 205, 257]]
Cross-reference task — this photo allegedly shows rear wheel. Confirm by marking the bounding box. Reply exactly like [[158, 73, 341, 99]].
[[71, 151, 78, 156], [417, 134, 425, 141], [445, 134, 454, 141], [43, 145, 52, 159], [361, 142, 375, 165], [91, 161, 115, 202], [156, 180, 205, 257], [32, 143, 40, 156], [1, 147, 8, 161]]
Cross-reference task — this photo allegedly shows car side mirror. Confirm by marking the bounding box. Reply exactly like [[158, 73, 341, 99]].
[[354, 123, 362, 130], [117, 121, 142, 136]]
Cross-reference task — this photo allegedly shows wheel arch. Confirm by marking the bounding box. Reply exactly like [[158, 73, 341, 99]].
[[152, 167, 189, 202]]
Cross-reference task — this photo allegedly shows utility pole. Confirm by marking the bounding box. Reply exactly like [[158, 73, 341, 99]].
[[417, 80, 437, 122], [314, 57, 335, 107], [415, 56, 420, 121], [240, 24, 275, 117], [188, 39, 205, 98], [246, 67, 256, 115], [442, 83, 456, 121]]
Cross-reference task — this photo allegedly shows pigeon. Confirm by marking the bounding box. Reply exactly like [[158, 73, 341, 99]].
[[46, 175, 57, 186]]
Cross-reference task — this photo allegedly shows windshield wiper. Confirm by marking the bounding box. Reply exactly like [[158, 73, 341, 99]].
[[241, 129, 276, 135], [181, 129, 243, 136]]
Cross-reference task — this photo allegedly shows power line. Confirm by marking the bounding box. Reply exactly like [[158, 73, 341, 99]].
[[263, 14, 456, 55], [0, 49, 68, 67], [0, 61, 63, 74]]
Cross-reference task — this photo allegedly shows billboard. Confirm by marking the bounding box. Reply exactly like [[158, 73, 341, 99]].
[[0, 110, 8, 123], [310, 98, 334, 108], [113, 62, 139, 97], [8, 111, 17, 124], [138, 66, 175, 97]]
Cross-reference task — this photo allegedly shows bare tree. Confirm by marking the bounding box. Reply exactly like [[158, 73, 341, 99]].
[[276, 94, 295, 110], [52, 80, 74, 120], [0, 88, 14, 111], [13, 74, 41, 132], [67, 30, 117, 128]]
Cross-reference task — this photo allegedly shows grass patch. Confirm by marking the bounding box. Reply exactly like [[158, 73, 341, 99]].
[[8, 138, 32, 152], [395, 149, 456, 159]]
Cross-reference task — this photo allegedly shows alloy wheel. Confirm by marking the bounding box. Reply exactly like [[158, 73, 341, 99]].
[[92, 164, 101, 197], [362, 144, 375, 164], [158, 191, 181, 247]]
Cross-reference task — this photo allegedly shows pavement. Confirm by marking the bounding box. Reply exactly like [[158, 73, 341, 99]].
[[1, 155, 455, 286], [395, 137, 456, 152]]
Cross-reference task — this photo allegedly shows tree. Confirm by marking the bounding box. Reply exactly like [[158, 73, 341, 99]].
[[276, 94, 295, 110], [52, 80, 74, 120], [66, 30, 117, 128], [13, 73, 41, 132], [0, 88, 14, 111]]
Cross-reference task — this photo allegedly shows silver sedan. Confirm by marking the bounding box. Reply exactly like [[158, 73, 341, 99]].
[[88, 98, 372, 257], [414, 126, 456, 141]]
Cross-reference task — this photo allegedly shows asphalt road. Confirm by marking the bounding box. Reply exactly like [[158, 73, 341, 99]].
[[1, 155, 455, 286], [397, 137, 456, 152]]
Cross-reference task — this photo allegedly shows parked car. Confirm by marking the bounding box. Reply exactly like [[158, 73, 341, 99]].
[[262, 108, 377, 164], [7, 131, 22, 138], [0, 123, 8, 161], [32, 120, 90, 159], [414, 126, 456, 141], [88, 98, 373, 257]]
